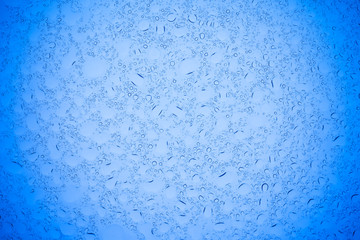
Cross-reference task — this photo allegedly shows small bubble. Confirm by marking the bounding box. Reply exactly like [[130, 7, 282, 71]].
[[214, 80, 219, 85], [152, 161, 157, 166]]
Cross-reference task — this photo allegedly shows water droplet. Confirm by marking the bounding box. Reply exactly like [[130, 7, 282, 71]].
[[167, 13, 176, 22], [261, 183, 269, 192], [146, 95, 152, 101]]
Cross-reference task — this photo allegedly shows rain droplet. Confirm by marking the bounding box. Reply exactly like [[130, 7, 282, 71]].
[[261, 183, 269, 192], [167, 13, 176, 22]]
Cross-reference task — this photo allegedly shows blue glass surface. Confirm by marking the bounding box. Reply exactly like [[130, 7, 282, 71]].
[[0, 0, 359, 239]]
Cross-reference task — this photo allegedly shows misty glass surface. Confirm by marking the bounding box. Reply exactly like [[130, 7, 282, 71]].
[[0, 0, 359, 239]]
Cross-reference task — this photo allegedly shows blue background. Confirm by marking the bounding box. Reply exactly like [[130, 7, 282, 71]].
[[0, 0, 359, 239]]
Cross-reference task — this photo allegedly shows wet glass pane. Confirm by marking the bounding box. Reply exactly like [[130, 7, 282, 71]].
[[1, 0, 359, 239]]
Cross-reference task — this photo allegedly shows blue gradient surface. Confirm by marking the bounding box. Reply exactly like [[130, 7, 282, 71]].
[[0, 0, 359, 239]]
